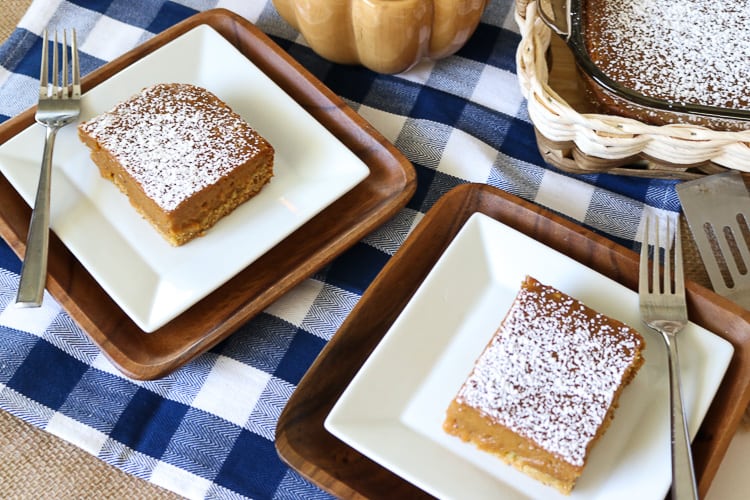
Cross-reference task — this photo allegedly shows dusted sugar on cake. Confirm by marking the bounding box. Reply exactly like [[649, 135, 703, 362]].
[[584, 0, 750, 111], [443, 276, 645, 495], [78, 83, 274, 246]]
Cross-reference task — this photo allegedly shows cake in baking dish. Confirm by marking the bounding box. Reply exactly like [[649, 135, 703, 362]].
[[78, 83, 274, 246], [582, 0, 750, 127], [443, 276, 645, 494]]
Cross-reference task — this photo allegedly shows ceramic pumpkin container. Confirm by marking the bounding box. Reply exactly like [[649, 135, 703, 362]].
[[272, 0, 489, 74]]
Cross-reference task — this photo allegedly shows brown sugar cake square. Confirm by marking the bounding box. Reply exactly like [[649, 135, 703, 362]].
[[443, 276, 645, 495], [78, 83, 274, 246]]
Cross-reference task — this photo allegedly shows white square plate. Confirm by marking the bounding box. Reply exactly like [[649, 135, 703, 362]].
[[325, 212, 733, 499], [0, 25, 369, 332]]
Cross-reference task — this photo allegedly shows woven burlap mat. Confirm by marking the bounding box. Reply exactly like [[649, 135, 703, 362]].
[[0, 1, 28, 43], [0, 409, 181, 498]]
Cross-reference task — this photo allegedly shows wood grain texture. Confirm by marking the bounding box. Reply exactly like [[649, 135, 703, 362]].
[[276, 183, 750, 499], [0, 9, 416, 380]]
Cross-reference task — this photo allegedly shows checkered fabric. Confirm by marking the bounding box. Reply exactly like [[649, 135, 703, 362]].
[[0, 0, 682, 498]]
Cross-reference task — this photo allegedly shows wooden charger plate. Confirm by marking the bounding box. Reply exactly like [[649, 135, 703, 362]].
[[276, 183, 750, 499], [0, 9, 415, 380]]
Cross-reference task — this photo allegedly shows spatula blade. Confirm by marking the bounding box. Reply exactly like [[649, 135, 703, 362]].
[[676, 170, 750, 310]]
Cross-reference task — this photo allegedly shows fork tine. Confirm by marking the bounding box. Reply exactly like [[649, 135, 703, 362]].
[[39, 30, 48, 98], [674, 218, 685, 297], [61, 30, 69, 97], [664, 217, 672, 294], [71, 29, 80, 98], [39, 29, 80, 100], [62, 30, 69, 98], [652, 217, 661, 293], [640, 216, 651, 295], [51, 31, 59, 98]]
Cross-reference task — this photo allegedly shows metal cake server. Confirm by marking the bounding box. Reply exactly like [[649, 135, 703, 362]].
[[676, 170, 750, 309]]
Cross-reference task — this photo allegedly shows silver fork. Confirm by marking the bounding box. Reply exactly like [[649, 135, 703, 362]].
[[639, 215, 698, 500], [15, 29, 81, 307]]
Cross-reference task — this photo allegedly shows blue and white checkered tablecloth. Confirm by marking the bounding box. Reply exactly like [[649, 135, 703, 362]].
[[0, 0, 683, 498]]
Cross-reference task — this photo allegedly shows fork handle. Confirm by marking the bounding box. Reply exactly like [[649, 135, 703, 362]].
[[663, 332, 700, 500], [15, 125, 59, 307]]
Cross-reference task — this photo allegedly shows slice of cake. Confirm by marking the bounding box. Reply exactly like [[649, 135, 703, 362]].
[[443, 276, 645, 494], [78, 83, 274, 246]]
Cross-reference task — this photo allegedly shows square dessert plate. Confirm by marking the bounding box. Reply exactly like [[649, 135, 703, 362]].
[[0, 10, 415, 378], [0, 23, 368, 333], [324, 212, 734, 499]]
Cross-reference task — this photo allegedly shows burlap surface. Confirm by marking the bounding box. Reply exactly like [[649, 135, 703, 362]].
[[0, 1, 29, 43], [0, 409, 181, 498], [0, 1, 720, 497]]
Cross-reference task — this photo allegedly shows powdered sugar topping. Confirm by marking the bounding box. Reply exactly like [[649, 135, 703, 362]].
[[586, 0, 750, 109], [79, 83, 265, 211], [457, 280, 642, 466]]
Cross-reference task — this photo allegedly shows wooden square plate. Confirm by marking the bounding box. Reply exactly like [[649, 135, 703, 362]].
[[276, 183, 750, 498], [0, 9, 415, 379]]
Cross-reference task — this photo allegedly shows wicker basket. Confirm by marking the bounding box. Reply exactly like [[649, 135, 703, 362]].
[[515, 0, 750, 179]]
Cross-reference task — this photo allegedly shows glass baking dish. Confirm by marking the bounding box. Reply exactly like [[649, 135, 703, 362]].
[[538, 0, 750, 131]]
